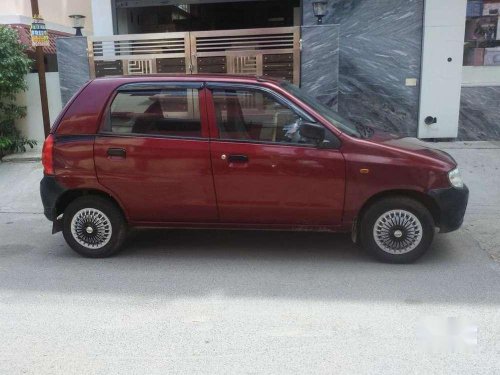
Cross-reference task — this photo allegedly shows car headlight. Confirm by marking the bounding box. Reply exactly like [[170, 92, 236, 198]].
[[448, 168, 464, 189]]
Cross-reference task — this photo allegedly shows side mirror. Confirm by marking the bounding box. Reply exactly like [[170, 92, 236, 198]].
[[299, 121, 325, 144]]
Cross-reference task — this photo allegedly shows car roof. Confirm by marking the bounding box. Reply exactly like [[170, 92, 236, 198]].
[[92, 74, 284, 85]]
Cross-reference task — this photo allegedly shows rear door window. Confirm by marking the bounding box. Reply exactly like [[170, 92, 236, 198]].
[[109, 88, 201, 138]]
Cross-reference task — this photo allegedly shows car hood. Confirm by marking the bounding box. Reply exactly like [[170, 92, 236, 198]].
[[366, 128, 457, 168]]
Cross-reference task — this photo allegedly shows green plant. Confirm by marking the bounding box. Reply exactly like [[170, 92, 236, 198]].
[[0, 25, 35, 156]]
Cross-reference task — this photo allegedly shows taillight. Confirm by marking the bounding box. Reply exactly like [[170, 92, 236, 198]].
[[42, 134, 54, 175]]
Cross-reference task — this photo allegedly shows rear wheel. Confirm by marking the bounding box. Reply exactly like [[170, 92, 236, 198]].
[[62, 196, 127, 258], [359, 196, 435, 263]]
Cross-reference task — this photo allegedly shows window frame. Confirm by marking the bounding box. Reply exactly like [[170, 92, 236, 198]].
[[205, 82, 339, 149], [99, 81, 209, 141]]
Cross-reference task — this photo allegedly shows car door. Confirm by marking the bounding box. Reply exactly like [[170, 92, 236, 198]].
[[94, 82, 218, 224], [205, 83, 346, 226]]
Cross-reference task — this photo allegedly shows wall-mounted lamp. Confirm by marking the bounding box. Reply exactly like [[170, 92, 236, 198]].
[[312, 1, 328, 25], [69, 14, 86, 36]]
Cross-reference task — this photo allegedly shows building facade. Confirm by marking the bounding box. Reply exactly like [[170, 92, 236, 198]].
[[9, 0, 500, 142]]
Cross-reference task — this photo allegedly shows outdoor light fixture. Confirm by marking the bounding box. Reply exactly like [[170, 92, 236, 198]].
[[69, 14, 86, 36], [312, 1, 328, 25]]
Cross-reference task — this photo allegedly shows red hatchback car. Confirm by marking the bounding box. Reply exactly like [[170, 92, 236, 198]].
[[40, 75, 468, 263]]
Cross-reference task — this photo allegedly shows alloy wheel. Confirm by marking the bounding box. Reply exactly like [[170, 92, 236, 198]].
[[70, 208, 112, 249], [373, 210, 423, 254]]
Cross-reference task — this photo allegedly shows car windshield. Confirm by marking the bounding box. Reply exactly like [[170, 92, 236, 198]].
[[281, 82, 361, 138]]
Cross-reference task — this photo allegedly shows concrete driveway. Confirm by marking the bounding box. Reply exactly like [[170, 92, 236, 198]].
[[0, 143, 499, 374]]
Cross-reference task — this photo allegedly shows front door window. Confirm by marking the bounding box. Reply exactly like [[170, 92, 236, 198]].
[[212, 88, 319, 145]]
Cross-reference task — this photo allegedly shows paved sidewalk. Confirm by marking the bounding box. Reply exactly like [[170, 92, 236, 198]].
[[433, 141, 500, 261], [0, 141, 499, 374], [1, 147, 42, 163], [433, 140, 500, 149]]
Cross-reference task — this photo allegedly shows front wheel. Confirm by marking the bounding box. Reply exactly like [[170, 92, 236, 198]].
[[62, 196, 127, 258], [359, 197, 435, 263]]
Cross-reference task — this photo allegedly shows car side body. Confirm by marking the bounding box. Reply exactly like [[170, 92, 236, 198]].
[[40, 75, 469, 262]]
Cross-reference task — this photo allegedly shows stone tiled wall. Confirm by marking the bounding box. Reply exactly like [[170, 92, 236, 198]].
[[458, 86, 500, 141], [302, 0, 424, 137], [300, 25, 339, 110], [56, 37, 91, 105]]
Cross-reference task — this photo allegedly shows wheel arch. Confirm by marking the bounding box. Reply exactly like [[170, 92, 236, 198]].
[[55, 188, 128, 222], [356, 189, 441, 230]]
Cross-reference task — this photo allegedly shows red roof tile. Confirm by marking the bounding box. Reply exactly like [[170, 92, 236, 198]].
[[8, 24, 71, 55]]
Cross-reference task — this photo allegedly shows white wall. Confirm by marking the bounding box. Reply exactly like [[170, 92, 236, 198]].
[[15, 73, 63, 145], [0, 15, 77, 34], [0, 0, 93, 34], [462, 66, 500, 87], [91, 0, 114, 36]]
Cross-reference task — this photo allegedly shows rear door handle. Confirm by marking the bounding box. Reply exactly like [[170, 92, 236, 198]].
[[227, 154, 249, 163], [107, 148, 126, 158]]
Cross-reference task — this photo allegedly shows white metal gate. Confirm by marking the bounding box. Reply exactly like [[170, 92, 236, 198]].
[[88, 27, 301, 85]]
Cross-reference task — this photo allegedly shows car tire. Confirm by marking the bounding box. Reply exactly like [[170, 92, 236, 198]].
[[359, 196, 435, 264], [62, 196, 127, 258]]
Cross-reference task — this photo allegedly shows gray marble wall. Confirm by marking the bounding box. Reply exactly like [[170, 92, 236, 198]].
[[56, 37, 91, 105], [302, 0, 424, 136], [300, 25, 339, 110], [458, 86, 500, 141]]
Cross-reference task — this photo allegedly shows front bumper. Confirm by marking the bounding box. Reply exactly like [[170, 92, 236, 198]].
[[40, 175, 67, 221], [428, 184, 469, 233]]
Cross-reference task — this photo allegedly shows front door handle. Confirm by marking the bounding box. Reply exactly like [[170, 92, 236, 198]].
[[107, 148, 126, 158], [227, 154, 249, 163]]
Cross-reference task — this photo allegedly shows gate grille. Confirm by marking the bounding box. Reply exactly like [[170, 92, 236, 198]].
[[88, 27, 300, 84], [88, 32, 190, 77]]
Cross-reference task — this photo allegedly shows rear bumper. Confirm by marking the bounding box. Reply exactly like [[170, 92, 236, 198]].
[[40, 175, 66, 221], [429, 184, 469, 233]]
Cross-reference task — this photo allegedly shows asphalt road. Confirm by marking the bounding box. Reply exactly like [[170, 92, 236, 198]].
[[1, 144, 499, 374]]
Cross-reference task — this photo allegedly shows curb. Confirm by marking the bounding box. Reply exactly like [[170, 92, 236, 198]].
[[1, 156, 42, 163], [1, 153, 42, 163]]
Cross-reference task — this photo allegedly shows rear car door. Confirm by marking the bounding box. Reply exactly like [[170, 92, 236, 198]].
[[94, 82, 218, 224], [206, 83, 346, 226]]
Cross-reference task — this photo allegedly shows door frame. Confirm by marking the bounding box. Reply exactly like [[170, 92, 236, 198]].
[[93, 80, 219, 224], [202, 81, 346, 227]]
